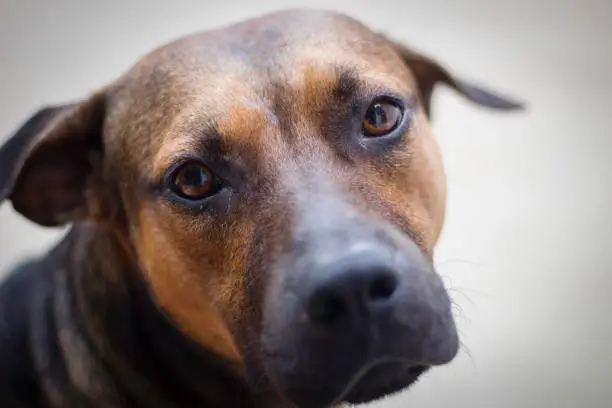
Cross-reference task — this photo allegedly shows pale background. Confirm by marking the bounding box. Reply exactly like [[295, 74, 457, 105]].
[[1, 0, 610, 407]]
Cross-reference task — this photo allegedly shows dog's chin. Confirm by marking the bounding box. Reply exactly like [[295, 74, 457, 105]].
[[276, 362, 429, 408]]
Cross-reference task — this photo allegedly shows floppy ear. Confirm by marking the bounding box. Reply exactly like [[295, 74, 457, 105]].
[[385, 37, 525, 117], [0, 92, 107, 226]]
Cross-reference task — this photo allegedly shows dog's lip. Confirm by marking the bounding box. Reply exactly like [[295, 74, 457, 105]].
[[263, 350, 428, 408], [329, 358, 427, 405]]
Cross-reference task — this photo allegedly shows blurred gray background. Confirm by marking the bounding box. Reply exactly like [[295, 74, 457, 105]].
[[1, 0, 611, 407]]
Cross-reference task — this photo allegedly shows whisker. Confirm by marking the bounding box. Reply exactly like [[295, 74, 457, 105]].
[[448, 288, 477, 308], [459, 340, 476, 368]]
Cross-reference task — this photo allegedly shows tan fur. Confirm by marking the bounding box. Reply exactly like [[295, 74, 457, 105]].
[[134, 206, 243, 363]]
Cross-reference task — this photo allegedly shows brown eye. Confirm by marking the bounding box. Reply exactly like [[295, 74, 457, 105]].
[[171, 162, 218, 200], [362, 100, 403, 137]]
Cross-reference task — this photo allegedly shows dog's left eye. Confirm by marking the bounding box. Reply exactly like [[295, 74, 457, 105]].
[[362, 100, 403, 137], [170, 162, 220, 200]]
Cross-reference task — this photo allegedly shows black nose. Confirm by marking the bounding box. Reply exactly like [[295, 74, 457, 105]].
[[306, 256, 399, 325]]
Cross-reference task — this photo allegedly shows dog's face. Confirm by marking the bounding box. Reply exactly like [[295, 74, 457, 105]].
[[0, 10, 522, 408]]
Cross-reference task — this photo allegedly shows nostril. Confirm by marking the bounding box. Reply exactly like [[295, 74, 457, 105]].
[[368, 272, 398, 301], [308, 291, 346, 324], [306, 263, 400, 325]]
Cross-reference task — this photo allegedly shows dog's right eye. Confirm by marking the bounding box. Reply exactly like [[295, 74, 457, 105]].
[[362, 99, 404, 137], [170, 162, 220, 200]]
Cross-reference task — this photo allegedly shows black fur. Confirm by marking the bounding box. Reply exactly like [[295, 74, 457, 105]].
[[0, 259, 48, 407], [0, 228, 262, 408]]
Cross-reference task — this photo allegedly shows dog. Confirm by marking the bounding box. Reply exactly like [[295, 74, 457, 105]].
[[0, 9, 523, 408]]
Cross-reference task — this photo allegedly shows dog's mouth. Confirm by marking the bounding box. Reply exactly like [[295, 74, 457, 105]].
[[339, 361, 428, 405], [269, 356, 429, 408]]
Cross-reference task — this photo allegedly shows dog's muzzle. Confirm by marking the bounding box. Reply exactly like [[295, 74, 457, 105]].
[[261, 214, 459, 407]]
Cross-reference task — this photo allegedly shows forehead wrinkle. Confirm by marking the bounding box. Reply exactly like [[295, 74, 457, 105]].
[[286, 36, 416, 88], [288, 59, 412, 108], [149, 76, 261, 168]]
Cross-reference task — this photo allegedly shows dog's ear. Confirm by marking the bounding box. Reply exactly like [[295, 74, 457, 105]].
[[0, 92, 107, 226], [386, 37, 525, 117]]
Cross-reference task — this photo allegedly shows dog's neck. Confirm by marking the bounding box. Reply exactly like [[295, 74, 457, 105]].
[[34, 222, 271, 408]]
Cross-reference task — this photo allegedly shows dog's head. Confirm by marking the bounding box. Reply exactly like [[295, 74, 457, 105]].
[[0, 10, 522, 408]]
